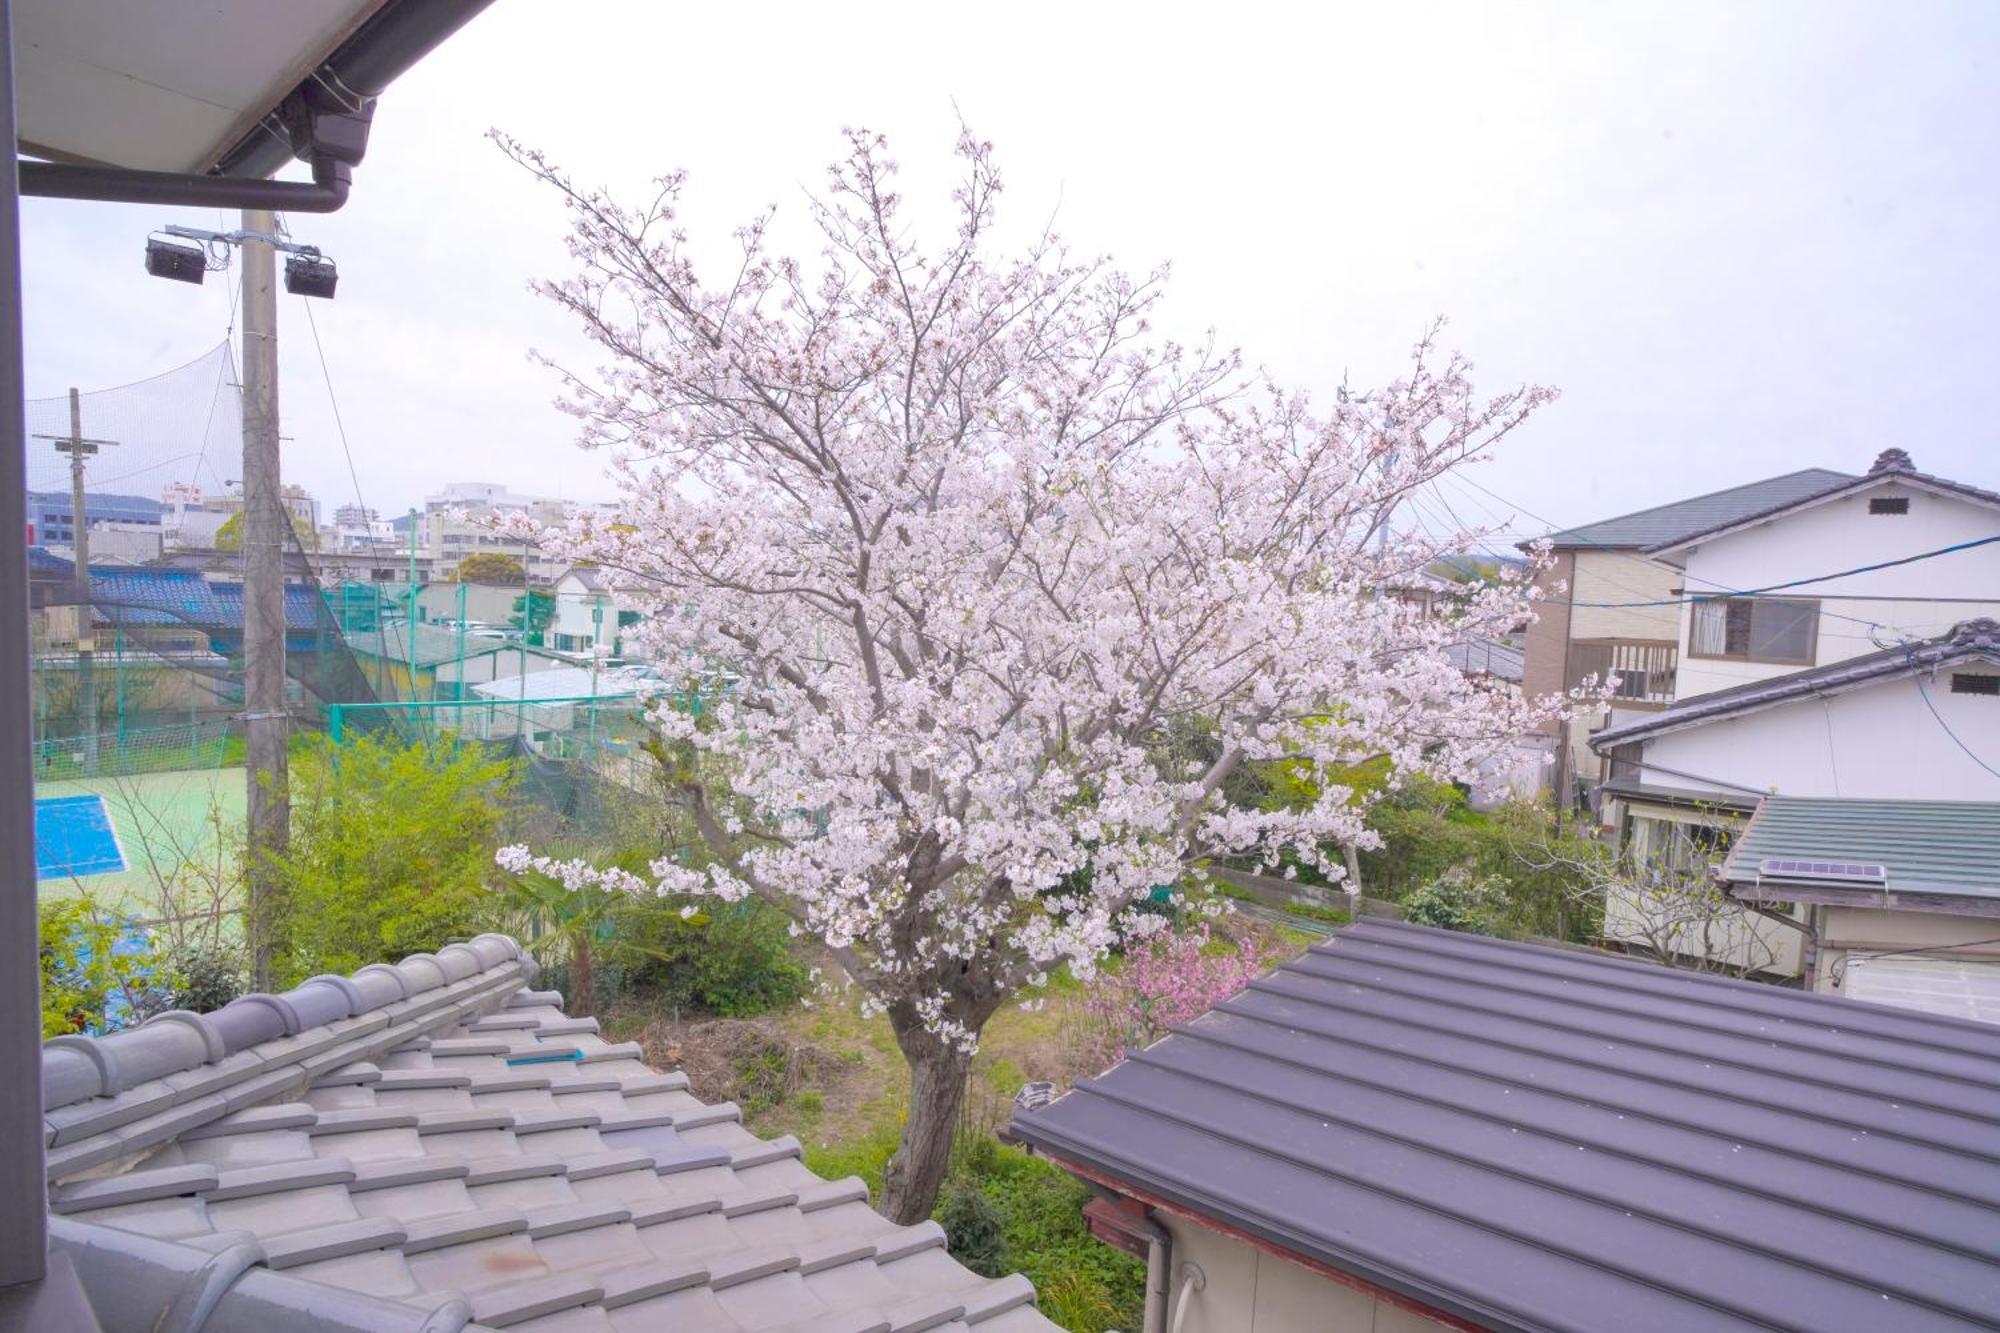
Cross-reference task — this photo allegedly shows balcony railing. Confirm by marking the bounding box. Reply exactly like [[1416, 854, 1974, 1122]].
[[1567, 638, 1677, 706]]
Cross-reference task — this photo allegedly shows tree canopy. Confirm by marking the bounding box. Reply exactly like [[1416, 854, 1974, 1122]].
[[494, 127, 1575, 1220]]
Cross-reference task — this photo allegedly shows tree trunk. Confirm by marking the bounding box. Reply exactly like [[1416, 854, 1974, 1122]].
[[570, 932, 595, 1018], [880, 1030, 973, 1225]]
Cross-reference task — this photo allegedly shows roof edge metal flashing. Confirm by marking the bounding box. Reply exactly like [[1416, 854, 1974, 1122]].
[[17, 0, 493, 212]]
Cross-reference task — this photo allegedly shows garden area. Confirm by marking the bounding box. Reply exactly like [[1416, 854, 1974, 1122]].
[[38, 719, 1638, 1332]]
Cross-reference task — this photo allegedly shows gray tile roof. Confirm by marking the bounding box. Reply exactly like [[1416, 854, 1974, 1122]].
[[1643, 453, 2000, 556], [1442, 636, 1524, 683], [44, 936, 1056, 1333], [1591, 617, 2000, 751], [1009, 918, 2000, 1333], [1720, 796, 2000, 901], [1536, 468, 1853, 550]]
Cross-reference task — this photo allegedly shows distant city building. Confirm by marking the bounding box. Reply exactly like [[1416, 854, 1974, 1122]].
[[26, 491, 163, 546], [409, 481, 582, 582]]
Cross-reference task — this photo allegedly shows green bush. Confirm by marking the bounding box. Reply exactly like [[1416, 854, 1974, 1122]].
[[271, 733, 515, 985], [38, 897, 178, 1037], [1402, 872, 1504, 934], [937, 1179, 1010, 1277], [962, 1146, 1145, 1333], [601, 897, 808, 1016]]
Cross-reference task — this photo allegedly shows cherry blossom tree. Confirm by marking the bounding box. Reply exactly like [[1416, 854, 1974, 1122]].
[[493, 127, 1576, 1222]]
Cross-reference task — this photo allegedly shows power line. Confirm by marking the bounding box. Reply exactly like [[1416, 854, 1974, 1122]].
[[1908, 648, 2000, 783], [1448, 470, 1939, 641], [298, 294, 381, 554], [1555, 534, 2000, 609]]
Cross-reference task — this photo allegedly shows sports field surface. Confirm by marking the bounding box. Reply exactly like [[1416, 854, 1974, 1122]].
[[33, 767, 245, 915]]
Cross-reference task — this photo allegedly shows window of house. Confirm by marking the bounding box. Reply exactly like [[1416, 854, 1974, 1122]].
[[1627, 813, 1735, 882], [1951, 673, 2000, 696], [1868, 496, 1909, 515], [1688, 597, 1817, 664]]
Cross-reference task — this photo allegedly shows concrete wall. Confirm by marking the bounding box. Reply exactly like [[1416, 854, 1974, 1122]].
[[1672, 481, 2000, 698], [1635, 672, 2000, 801], [1161, 1214, 1451, 1333]]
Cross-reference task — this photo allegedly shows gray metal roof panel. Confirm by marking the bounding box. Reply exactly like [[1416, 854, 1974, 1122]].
[[1538, 469, 1854, 550], [1011, 918, 2000, 1333], [1721, 797, 2000, 900]]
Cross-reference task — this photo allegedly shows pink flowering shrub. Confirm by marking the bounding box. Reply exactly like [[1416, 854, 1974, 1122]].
[[1081, 926, 1277, 1068]]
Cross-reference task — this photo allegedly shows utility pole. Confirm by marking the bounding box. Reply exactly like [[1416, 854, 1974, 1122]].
[[240, 208, 288, 989], [34, 391, 116, 773]]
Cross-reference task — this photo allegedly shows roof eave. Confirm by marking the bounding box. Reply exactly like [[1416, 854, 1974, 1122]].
[[1643, 472, 2000, 559], [1012, 1132, 1506, 1333]]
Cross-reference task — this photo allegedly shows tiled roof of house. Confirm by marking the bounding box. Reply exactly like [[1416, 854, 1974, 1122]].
[[1643, 451, 2000, 557], [1533, 468, 1853, 550], [1590, 618, 2000, 751], [44, 935, 1055, 1332], [1010, 918, 2000, 1333], [1442, 636, 1525, 683], [1720, 796, 2000, 903]]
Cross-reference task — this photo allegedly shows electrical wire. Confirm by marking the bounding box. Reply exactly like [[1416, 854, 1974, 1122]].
[[1448, 470, 1942, 640], [1559, 535, 2000, 609], [298, 293, 383, 556], [1907, 648, 2000, 783]]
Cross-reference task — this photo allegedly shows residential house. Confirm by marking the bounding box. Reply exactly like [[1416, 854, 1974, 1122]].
[[551, 566, 640, 659], [1012, 918, 2000, 1333], [1717, 795, 2000, 1019], [1589, 619, 2000, 991], [39, 936, 1057, 1331], [1520, 467, 1852, 803], [1644, 448, 2000, 700]]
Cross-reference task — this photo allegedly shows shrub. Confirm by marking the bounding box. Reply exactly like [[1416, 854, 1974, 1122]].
[[1402, 871, 1506, 934], [601, 897, 809, 1016], [271, 733, 515, 985], [39, 896, 176, 1037], [937, 1180, 1010, 1277]]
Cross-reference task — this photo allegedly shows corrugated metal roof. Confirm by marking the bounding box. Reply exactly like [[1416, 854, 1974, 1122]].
[[1592, 618, 2000, 750], [1537, 469, 1853, 550], [1010, 918, 2000, 1333], [1721, 797, 2000, 900]]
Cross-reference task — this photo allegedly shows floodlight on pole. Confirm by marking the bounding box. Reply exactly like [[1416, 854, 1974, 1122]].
[[283, 252, 338, 299], [142, 222, 340, 299], [143, 234, 207, 285]]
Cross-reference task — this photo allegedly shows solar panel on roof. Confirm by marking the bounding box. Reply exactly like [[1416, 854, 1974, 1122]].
[[1757, 857, 1888, 884]]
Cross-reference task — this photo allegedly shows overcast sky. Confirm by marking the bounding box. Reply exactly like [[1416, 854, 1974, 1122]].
[[19, 0, 2000, 543]]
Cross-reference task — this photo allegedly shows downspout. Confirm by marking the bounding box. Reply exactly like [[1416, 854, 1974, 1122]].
[[1141, 1210, 1172, 1333], [0, 0, 48, 1290]]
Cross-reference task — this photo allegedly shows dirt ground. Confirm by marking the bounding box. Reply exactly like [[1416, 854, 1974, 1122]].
[[603, 914, 1314, 1156]]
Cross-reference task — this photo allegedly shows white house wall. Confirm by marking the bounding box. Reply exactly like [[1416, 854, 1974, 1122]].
[[1159, 1215, 1449, 1332], [1673, 482, 2000, 698], [1636, 673, 2000, 800]]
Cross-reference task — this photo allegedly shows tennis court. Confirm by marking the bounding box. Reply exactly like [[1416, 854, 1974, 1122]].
[[32, 768, 245, 913], [35, 794, 126, 879]]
